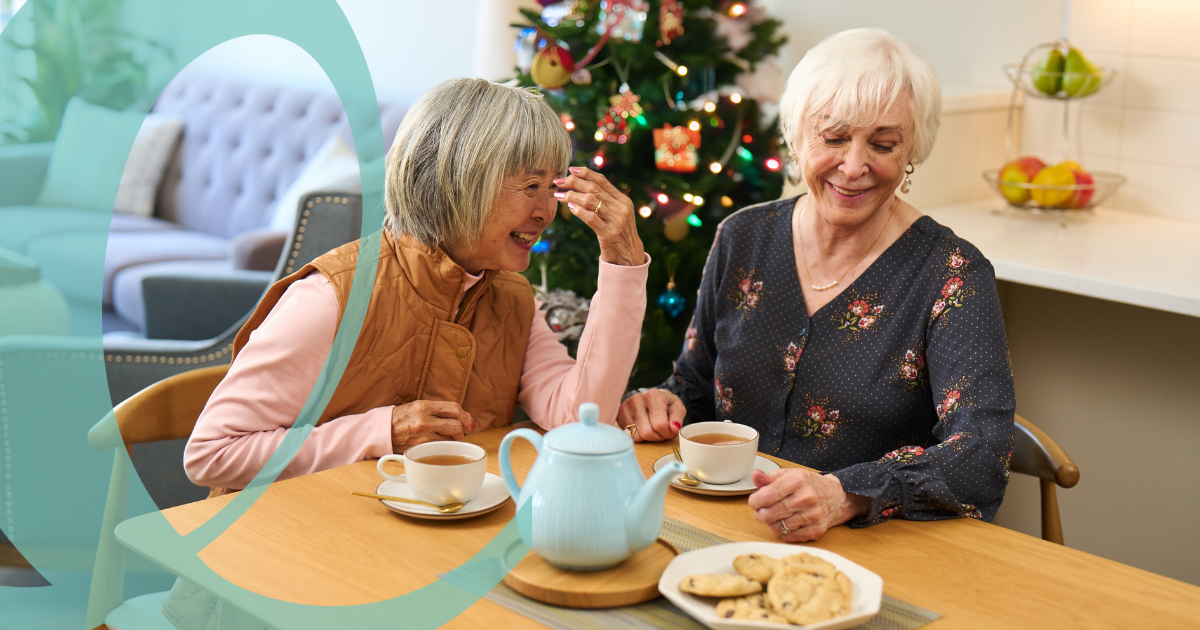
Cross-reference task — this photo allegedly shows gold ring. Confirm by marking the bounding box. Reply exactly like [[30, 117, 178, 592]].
[[624, 423, 637, 438], [779, 519, 791, 535], [593, 200, 603, 214]]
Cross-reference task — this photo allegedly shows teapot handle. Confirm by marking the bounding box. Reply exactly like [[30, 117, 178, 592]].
[[499, 428, 542, 499]]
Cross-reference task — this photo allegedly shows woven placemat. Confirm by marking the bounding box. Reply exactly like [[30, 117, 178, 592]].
[[467, 517, 940, 630]]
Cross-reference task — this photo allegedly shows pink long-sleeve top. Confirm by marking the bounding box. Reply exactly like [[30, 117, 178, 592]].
[[184, 257, 648, 489]]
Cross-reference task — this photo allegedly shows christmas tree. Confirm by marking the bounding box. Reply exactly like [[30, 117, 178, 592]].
[[511, 0, 786, 388]]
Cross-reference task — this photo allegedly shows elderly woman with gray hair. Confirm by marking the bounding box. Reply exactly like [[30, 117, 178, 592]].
[[621, 28, 1015, 541], [185, 78, 673, 490]]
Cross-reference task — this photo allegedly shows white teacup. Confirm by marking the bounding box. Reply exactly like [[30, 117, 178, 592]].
[[377, 442, 487, 506], [678, 421, 760, 484]]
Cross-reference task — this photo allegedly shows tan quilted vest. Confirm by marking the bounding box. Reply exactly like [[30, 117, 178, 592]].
[[233, 229, 535, 434]]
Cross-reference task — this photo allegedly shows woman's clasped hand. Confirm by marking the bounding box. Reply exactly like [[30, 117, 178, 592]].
[[748, 468, 871, 542]]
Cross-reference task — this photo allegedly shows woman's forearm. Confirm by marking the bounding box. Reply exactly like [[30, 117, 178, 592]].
[[517, 255, 650, 428], [183, 273, 393, 489]]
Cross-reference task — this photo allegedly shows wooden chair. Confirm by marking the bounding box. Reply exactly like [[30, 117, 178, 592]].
[[86, 364, 228, 630], [1010, 414, 1080, 545]]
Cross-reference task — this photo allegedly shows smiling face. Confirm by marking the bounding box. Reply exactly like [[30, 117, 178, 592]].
[[443, 169, 559, 275], [799, 97, 914, 228]]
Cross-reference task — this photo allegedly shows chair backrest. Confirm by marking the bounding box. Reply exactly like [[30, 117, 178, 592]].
[[103, 192, 364, 406], [112, 364, 229, 450], [1009, 414, 1079, 545], [1011, 414, 1080, 489]]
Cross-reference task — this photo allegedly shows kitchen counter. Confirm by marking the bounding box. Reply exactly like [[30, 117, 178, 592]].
[[924, 199, 1200, 318]]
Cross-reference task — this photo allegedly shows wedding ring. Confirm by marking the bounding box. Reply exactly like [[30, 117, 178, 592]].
[[779, 519, 791, 535], [593, 200, 603, 214]]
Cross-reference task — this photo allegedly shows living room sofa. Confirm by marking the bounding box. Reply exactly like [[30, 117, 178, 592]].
[[0, 71, 405, 338]]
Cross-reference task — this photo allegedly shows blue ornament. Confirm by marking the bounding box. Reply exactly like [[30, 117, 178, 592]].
[[531, 240, 551, 254], [657, 282, 686, 319]]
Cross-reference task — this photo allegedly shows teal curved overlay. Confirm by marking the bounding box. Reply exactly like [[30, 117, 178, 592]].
[[0, 0, 529, 627]]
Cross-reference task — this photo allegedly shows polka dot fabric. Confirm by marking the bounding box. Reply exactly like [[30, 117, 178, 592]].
[[664, 196, 1016, 527]]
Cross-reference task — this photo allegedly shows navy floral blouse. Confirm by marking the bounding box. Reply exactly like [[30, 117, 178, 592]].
[[663, 196, 1016, 527]]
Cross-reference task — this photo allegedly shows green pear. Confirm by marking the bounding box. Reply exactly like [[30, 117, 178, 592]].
[[1064, 47, 1102, 97], [1031, 48, 1064, 96]]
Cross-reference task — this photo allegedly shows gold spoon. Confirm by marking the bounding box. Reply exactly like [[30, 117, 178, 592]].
[[670, 444, 702, 487], [352, 491, 467, 514]]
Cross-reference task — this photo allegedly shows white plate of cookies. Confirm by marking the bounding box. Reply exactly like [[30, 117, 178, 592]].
[[658, 543, 882, 630]]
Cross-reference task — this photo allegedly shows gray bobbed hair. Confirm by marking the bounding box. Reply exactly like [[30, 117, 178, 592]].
[[384, 78, 574, 247]]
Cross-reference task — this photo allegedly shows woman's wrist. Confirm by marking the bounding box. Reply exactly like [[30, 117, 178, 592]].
[[827, 473, 871, 524]]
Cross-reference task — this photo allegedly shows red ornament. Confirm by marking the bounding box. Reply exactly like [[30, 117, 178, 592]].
[[654, 124, 700, 172], [658, 0, 684, 46], [597, 91, 643, 144]]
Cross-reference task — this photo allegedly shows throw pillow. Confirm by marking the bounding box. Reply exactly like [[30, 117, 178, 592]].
[[36, 98, 147, 211], [269, 133, 362, 232], [113, 114, 185, 217]]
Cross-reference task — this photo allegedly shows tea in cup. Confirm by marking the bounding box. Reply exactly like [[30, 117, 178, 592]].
[[377, 441, 487, 505], [678, 421, 760, 484]]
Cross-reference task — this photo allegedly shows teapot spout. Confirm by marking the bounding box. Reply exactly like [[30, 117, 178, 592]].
[[625, 460, 687, 552]]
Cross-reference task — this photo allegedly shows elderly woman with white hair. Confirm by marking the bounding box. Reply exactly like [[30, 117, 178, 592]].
[[621, 28, 1015, 541], [184, 78, 671, 491]]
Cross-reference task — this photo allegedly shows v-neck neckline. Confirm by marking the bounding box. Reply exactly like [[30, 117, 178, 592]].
[[782, 194, 924, 322]]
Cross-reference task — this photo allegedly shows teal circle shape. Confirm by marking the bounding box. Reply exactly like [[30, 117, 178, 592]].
[[0, 1, 531, 627]]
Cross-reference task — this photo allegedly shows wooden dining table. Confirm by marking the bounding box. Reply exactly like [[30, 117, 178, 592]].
[[116, 422, 1200, 629]]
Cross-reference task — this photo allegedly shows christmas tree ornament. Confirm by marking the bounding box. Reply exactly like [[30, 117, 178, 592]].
[[571, 67, 593, 85], [541, 0, 584, 27], [597, 90, 643, 144], [656, 254, 686, 319], [596, 0, 647, 43], [658, 0, 684, 46], [663, 214, 691, 242], [514, 28, 539, 75], [654, 124, 700, 172], [531, 44, 575, 89]]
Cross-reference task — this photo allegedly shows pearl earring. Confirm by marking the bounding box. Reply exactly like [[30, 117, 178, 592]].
[[900, 163, 914, 194]]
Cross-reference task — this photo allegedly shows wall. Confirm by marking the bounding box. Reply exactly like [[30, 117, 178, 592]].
[[991, 281, 1200, 586], [1022, 0, 1200, 222], [760, 0, 1066, 92], [177, 0, 481, 106]]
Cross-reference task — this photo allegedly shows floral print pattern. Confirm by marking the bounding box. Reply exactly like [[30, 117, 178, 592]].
[[956, 503, 984, 520], [665, 199, 1015, 529], [892, 340, 930, 393], [782, 341, 803, 375], [931, 247, 976, 327], [790, 394, 847, 447], [714, 376, 734, 415], [735, 276, 764, 311], [880, 445, 926, 465], [832, 290, 888, 342], [935, 377, 975, 425]]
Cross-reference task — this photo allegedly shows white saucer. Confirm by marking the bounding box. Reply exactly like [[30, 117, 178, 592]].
[[375, 472, 511, 520], [652, 454, 781, 496]]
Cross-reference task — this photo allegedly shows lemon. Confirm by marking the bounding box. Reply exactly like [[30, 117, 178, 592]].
[[1030, 165, 1076, 207]]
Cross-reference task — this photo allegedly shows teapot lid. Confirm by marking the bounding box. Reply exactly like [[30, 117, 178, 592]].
[[543, 402, 631, 455]]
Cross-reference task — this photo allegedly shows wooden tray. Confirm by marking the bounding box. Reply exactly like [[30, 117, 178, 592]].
[[502, 539, 680, 609]]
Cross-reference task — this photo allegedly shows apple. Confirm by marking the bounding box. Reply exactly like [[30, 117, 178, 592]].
[[997, 156, 1045, 204], [1058, 161, 1095, 209], [1064, 47, 1103, 98], [1031, 164, 1077, 207]]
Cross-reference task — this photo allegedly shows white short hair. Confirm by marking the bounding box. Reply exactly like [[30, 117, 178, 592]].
[[385, 78, 573, 247], [780, 28, 941, 165]]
